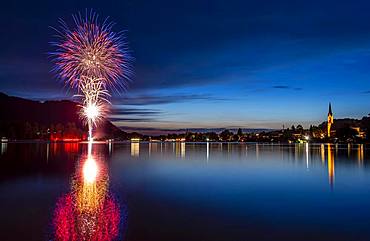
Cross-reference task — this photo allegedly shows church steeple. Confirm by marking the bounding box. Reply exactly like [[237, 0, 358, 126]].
[[327, 103, 334, 137], [328, 102, 332, 116]]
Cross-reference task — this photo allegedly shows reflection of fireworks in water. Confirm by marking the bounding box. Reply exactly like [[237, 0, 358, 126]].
[[53, 151, 121, 240], [83, 156, 98, 183], [75, 154, 108, 214], [54, 193, 120, 241]]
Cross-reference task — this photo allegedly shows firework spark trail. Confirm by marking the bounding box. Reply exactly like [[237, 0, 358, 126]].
[[75, 76, 111, 140], [51, 10, 132, 140]]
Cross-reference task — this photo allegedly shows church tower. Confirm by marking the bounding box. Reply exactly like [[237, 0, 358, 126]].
[[327, 103, 333, 137]]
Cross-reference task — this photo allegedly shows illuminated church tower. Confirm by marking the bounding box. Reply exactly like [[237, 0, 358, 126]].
[[327, 103, 333, 137]]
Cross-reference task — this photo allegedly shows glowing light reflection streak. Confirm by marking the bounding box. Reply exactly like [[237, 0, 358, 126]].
[[53, 141, 121, 240], [327, 144, 335, 189]]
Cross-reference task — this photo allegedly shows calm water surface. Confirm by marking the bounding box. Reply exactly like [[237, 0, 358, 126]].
[[1, 142, 370, 241]]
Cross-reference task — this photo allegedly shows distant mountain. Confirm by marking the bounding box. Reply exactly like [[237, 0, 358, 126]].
[[177, 128, 274, 134], [120, 126, 274, 136], [0, 92, 126, 140]]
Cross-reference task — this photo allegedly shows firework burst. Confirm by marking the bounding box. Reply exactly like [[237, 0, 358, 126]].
[[51, 11, 132, 141], [51, 10, 132, 90]]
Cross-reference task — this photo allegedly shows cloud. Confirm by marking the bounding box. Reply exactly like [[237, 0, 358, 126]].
[[109, 117, 158, 122], [272, 85, 302, 91], [113, 93, 230, 106], [109, 106, 164, 123], [110, 107, 163, 116], [272, 85, 290, 89]]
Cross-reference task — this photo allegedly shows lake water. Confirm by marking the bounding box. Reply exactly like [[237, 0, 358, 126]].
[[1, 142, 370, 241]]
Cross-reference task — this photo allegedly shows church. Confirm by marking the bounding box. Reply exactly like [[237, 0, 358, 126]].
[[327, 103, 334, 137]]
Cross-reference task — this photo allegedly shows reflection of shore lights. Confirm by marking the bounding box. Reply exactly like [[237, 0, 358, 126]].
[[131, 142, 140, 157], [83, 157, 98, 183], [181, 142, 186, 158], [327, 144, 335, 188], [321, 144, 325, 163]]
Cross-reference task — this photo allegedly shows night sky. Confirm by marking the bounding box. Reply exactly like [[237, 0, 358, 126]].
[[1, 0, 370, 131]]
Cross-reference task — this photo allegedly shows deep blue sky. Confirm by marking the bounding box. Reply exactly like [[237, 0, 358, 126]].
[[1, 0, 370, 131]]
